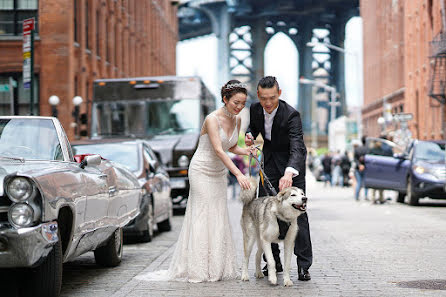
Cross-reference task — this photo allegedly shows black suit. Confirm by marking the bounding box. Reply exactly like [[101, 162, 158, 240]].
[[247, 99, 313, 270]]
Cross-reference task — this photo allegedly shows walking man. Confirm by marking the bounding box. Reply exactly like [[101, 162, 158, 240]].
[[245, 76, 312, 281]]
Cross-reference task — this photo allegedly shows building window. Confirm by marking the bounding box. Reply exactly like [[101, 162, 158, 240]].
[[96, 9, 100, 55], [0, 73, 39, 115], [74, 0, 78, 42], [0, 0, 38, 36], [85, 0, 89, 49]]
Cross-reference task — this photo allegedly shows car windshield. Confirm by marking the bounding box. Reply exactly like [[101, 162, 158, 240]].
[[73, 143, 140, 172], [0, 118, 63, 160], [414, 141, 445, 162]]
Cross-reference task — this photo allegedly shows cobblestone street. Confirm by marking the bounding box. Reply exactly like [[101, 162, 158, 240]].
[[5, 174, 446, 297]]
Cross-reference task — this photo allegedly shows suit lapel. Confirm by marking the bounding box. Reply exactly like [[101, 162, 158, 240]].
[[257, 103, 265, 138], [271, 100, 283, 143]]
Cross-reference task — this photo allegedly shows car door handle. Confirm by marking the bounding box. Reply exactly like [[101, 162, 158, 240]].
[[99, 174, 108, 179]]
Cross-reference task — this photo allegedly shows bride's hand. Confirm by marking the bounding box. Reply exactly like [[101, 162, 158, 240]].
[[246, 146, 256, 156], [236, 174, 251, 190]]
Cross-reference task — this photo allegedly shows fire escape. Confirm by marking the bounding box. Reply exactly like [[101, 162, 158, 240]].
[[429, 32, 446, 104]]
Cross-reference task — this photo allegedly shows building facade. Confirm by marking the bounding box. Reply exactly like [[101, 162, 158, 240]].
[[0, 0, 178, 139], [361, 0, 446, 141]]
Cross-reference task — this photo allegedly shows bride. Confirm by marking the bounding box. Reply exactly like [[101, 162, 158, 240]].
[[138, 80, 252, 283]]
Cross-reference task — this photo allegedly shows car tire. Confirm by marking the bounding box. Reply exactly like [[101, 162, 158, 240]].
[[94, 227, 123, 267], [140, 201, 154, 243], [396, 192, 405, 203], [407, 178, 419, 206], [21, 233, 63, 297]]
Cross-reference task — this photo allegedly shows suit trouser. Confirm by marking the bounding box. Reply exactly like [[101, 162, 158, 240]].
[[259, 167, 313, 270]]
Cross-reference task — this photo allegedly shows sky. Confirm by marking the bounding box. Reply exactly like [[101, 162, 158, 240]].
[[176, 17, 363, 109]]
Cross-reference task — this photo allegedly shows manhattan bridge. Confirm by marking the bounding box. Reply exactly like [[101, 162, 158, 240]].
[[178, 0, 359, 134]]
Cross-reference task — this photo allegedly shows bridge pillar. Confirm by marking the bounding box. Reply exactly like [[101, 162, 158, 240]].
[[251, 18, 268, 96], [200, 3, 231, 89], [297, 23, 315, 134], [331, 22, 347, 119]]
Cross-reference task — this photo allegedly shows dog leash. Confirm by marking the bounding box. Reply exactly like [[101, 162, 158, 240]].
[[249, 145, 278, 196]]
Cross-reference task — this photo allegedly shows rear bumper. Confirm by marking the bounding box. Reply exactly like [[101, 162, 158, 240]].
[[0, 221, 58, 268], [169, 176, 189, 209]]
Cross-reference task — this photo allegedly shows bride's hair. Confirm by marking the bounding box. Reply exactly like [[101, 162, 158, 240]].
[[221, 80, 248, 103]]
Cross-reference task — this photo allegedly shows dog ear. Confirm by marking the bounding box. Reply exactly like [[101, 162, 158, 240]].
[[277, 188, 290, 202]]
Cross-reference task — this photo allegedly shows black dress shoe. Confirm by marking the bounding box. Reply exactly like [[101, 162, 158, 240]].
[[262, 263, 283, 276], [298, 267, 311, 281]]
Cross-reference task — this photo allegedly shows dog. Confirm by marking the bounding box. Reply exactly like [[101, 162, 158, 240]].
[[240, 177, 307, 286]]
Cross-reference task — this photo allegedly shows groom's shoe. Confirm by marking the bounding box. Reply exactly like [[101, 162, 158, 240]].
[[262, 263, 283, 276], [298, 267, 311, 281]]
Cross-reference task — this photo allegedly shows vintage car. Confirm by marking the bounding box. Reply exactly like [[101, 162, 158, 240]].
[[364, 137, 446, 205], [72, 139, 172, 242], [0, 116, 141, 297]]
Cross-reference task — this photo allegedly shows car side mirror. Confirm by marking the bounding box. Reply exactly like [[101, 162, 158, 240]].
[[393, 153, 407, 159], [80, 154, 102, 169]]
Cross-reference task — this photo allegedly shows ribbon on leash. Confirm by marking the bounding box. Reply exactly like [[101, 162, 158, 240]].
[[249, 145, 278, 196]]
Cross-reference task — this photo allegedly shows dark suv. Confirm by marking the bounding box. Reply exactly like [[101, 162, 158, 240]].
[[364, 138, 446, 205]]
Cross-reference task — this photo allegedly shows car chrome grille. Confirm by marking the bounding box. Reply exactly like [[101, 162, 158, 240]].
[[434, 168, 446, 180]]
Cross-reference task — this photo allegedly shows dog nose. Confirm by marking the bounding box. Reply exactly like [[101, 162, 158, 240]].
[[302, 197, 308, 203]]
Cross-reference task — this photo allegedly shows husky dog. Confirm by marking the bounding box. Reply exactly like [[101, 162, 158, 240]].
[[240, 177, 307, 286]]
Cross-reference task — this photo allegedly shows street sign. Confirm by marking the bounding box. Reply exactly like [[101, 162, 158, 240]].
[[0, 84, 10, 92], [23, 18, 34, 90], [393, 113, 414, 122]]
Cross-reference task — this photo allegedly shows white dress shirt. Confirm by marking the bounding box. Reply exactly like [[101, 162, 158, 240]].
[[262, 106, 299, 177]]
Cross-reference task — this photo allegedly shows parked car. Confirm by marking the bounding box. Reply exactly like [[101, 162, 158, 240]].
[[73, 139, 172, 242], [364, 137, 446, 205], [0, 116, 141, 297]]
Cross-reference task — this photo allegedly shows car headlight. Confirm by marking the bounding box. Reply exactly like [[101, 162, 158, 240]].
[[178, 155, 189, 167], [413, 165, 425, 174], [6, 177, 34, 202], [8, 203, 34, 228]]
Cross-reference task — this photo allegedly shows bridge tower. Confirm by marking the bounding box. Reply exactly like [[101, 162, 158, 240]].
[[178, 0, 359, 135]]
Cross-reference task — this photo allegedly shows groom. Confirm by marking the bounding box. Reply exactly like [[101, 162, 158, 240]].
[[245, 76, 312, 281]]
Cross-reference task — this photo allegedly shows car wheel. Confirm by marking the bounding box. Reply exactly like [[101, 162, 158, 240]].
[[140, 202, 154, 242], [94, 227, 123, 267], [407, 178, 419, 206], [21, 233, 63, 297], [396, 192, 405, 203]]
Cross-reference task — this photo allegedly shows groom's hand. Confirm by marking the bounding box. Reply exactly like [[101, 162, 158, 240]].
[[245, 133, 254, 146], [279, 172, 293, 191]]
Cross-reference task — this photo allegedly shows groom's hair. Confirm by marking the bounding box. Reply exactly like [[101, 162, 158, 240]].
[[257, 76, 280, 91]]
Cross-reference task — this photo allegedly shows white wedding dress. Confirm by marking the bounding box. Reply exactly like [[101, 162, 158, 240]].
[[137, 113, 239, 283]]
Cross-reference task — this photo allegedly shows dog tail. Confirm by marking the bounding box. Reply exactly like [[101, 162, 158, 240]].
[[239, 177, 258, 204]]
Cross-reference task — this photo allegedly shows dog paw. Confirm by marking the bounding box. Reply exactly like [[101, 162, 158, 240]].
[[255, 271, 264, 278], [268, 276, 277, 285], [241, 273, 250, 281], [283, 279, 293, 287]]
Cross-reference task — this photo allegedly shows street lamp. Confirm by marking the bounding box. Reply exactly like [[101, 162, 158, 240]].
[[48, 95, 59, 118], [72, 96, 83, 139], [299, 77, 339, 124]]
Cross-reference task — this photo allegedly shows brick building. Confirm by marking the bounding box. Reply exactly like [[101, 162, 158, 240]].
[[361, 0, 446, 141], [0, 0, 178, 139]]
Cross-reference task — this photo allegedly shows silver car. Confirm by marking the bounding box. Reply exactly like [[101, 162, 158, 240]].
[[0, 116, 141, 297]]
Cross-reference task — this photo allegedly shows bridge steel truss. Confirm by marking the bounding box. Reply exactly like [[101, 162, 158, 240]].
[[178, 0, 359, 134]]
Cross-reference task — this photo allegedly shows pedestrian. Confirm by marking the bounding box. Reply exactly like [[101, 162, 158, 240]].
[[331, 150, 343, 186], [321, 152, 332, 187], [245, 76, 312, 281], [353, 136, 369, 201], [340, 151, 351, 187]]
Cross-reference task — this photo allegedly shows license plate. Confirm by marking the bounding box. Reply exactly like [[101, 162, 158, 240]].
[[170, 178, 186, 189]]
